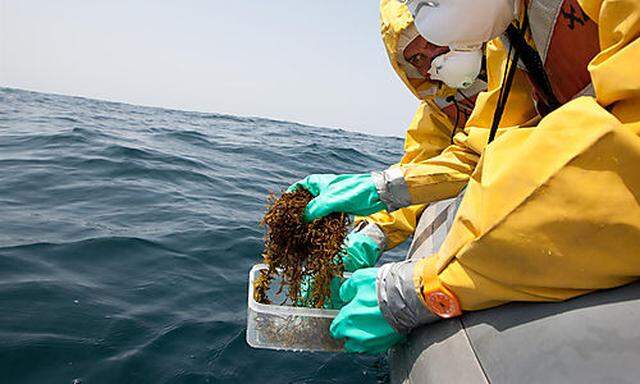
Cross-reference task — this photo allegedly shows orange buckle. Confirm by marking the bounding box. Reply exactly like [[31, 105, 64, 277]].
[[422, 286, 462, 319]]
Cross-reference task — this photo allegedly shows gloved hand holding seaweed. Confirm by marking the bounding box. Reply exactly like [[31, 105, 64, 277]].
[[254, 187, 351, 309]]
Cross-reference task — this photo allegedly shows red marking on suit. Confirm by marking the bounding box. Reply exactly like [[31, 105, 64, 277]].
[[542, 0, 600, 103]]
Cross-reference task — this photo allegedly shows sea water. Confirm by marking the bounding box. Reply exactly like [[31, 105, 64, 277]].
[[0, 88, 410, 383]]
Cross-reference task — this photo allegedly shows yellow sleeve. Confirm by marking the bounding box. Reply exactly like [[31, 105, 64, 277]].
[[418, 0, 640, 311], [384, 39, 538, 208], [401, 100, 458, 164], [360, 205, 427, 250], [357, 99, 456, 249]]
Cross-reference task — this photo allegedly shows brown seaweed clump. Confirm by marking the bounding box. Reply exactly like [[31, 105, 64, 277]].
[[255, 188, 350, 308]]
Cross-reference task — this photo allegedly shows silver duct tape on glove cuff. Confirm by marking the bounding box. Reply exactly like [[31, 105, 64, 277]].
[[371, 168, 411, 212], [377, 260, 439, 334], [354, 221, 387, 250]]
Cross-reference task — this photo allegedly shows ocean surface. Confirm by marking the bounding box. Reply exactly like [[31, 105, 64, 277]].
[[0, 88, 410, 384]]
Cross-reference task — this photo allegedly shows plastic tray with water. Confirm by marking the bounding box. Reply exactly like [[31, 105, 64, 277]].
[[246, 264, 349, 352]]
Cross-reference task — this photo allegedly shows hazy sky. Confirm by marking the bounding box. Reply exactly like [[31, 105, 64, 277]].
[[1, 1, 418, 136]]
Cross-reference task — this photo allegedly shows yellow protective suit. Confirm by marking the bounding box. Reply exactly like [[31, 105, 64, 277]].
[[359, 0, 485, 250], [403, 0, 640, 312]]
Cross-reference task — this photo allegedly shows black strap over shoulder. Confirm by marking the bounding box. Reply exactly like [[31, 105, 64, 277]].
[[505, 24, 560, 114], [487, 9, 560, 144]]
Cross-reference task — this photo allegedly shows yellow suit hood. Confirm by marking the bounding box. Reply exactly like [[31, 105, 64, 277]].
[[380, 0, 453, 100], [361, 1, 488, 252]]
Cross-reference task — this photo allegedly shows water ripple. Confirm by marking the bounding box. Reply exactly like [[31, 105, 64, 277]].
[[0, 87, 404, 384]]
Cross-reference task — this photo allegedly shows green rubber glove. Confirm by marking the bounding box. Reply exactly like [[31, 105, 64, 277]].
[[299, 275, 345, 309], [342, 230, 383, 272], [330, 268, 405, 354], [287, 174, 387, 221], [298, 224, 383, 309]]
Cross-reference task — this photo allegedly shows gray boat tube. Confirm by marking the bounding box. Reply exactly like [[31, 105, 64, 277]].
[[389, 193, 640, 383]]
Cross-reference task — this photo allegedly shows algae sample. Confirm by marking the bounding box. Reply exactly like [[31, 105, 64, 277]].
[[255, 188, 350, 308], [251, 312, 345, 352]]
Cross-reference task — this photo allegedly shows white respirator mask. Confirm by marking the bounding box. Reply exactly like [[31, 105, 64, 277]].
[[404, 0, 516, 88]]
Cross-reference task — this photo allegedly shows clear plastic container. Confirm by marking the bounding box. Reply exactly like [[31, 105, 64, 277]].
[[246, 264, 347, 352]]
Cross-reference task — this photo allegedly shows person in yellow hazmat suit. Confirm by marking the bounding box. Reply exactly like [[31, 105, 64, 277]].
[[291, 0, 640, 353], [341, 0, 487, 274]]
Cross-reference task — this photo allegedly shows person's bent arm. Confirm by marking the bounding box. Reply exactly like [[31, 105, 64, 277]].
[[351, 97, 460, 258], [416, 0, 640, 311], [331, 1, 640, 353], [373, 38, 538, 211]]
